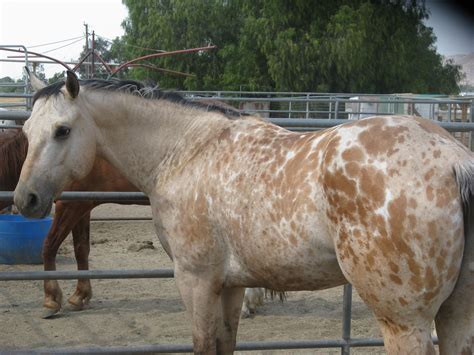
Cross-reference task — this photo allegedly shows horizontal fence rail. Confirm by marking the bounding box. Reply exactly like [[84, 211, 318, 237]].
[[0, 269, 174, 281], [1, 337, 438, 354], [1, 110, 474, 132], [0, 191, 148, 202], [0, 338, 392, 354]]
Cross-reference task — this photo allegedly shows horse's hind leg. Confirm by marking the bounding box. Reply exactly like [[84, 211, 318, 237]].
[[376, 318, 435, 354], [217, 287, 245, 354], [68, 211, 93, 311], [435, 207, 474, 354]]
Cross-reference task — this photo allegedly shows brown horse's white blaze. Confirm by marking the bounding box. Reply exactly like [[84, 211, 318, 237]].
[[14, 72, 474, 354]]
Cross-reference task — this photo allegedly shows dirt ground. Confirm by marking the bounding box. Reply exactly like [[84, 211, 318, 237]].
[[0, 204, 387, 354]]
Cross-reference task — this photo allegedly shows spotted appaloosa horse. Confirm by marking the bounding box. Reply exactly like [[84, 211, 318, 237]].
[[14, 72, 474, 354]]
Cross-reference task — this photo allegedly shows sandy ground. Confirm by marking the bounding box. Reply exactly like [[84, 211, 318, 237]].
[[0, 204, 387, 354]]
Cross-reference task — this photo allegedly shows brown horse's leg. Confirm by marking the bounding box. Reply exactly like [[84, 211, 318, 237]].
[[67, 211, 93, 311], [217, 287, 245, 354], [435, 205, 474, 355], [42, 201, 93, 318]]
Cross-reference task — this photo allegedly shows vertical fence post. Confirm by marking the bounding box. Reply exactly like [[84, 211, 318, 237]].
[[306, 93, 310, 119], [341, 284, 353, 355], [470, 99, 474, 151]]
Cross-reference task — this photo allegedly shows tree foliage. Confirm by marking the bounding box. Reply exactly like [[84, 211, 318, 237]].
[[113, 0, 461, 94], [0, 76, 18, 93]]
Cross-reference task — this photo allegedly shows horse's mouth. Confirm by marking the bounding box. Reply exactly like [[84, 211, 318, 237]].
[[19, 197, 53, 219], [38, 199, 53, 219], [14, 185, 54, 219]]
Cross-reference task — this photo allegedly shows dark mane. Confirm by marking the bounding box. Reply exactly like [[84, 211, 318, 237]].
[[0, 129, 28, 190], [33, 81, 65, 104], [33, 78, 245, 119]]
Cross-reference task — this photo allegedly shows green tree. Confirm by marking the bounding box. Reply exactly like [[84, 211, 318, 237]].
[[48, 71, 66, 84], [116, 0, 462, 94], [319, 1, 461, 94], [0, 77, 17, 93], [116, 0, 245, 89]]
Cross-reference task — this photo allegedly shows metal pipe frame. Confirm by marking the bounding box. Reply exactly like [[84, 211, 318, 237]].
[[1, 111, 474, 133], [0, 191, 147, 202], [1, 92, 470, 105]]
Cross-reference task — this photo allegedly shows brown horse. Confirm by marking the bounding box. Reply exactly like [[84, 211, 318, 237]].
[[0, 128, 146, 317], [0, 129, 26, 212]]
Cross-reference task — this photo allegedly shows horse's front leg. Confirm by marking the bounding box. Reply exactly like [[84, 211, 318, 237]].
[[67, 211, 93, 311], [175, 267, 222, 355], [42, 202, 86, 317], [217, 287, 245, 354], [42, 201, 93, 317]]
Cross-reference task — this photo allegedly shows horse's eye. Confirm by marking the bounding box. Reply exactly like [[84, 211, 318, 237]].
[[54, 126, 71, 139]]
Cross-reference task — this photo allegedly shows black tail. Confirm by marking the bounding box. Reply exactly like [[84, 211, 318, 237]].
[[454, 160, 474, 223]]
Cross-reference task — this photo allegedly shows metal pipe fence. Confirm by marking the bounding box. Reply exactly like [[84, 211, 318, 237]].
[[0, 107, 468, 354], [1, 111, 474, 132], [1, 91, 473, 122]]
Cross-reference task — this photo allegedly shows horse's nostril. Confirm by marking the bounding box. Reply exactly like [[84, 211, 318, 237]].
[[28, 193, 38, 208]]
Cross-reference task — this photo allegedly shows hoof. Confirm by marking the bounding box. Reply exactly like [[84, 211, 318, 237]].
[[42, 307, 60, 319], [66, 301, 84, 312]]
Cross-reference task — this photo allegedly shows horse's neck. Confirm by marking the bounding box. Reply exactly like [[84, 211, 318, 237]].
[[88, 93, 230, 195]]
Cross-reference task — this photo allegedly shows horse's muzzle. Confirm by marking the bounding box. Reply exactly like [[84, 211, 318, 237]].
[[14, 182, 53, 219]]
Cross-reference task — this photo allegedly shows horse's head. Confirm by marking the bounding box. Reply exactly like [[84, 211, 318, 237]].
[[14, 71, 97, 218]]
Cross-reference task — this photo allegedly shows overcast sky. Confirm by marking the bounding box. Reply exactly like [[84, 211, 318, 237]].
[[0, 0, 127, 79], [0, 0, 473, 80], [424, 0, 473, 56]]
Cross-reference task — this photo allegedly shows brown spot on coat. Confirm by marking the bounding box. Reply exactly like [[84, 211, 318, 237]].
[[358, 122, 409, 157], [360, 167, 386, 207], [389, 261, 399, 274], [342, 146, 365, 162], [389, 274, 403, 285], [398, 297, 408, 306], [426, 186, 434, 201]]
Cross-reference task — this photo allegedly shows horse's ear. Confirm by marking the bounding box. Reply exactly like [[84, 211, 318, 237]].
[[65, 70, 80, 99], [24, 66, 46, 91]]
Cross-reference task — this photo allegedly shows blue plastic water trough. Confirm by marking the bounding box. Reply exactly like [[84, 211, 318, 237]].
[[0, 214, 52, 264]]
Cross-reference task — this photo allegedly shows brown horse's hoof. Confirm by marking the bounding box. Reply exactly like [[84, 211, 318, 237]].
[[42, 307, 60, 319], [66, 299, 86, 311]]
